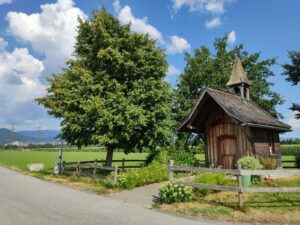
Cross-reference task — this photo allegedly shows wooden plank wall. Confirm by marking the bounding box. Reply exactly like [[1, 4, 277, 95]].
[[205, 106, 253, 167]]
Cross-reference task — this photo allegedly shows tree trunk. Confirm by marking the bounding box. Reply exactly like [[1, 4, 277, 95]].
[[105, 146, 114, 167]]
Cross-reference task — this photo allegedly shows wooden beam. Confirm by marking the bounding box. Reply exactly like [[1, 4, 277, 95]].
[[177, 181, 240, 192], [170, 166, 240, 175], [242, 187, 300, 193], [240, 169, 300, 176]]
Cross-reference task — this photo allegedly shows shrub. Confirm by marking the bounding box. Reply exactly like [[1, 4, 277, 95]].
[[124, 161, 168, 189], [193, 173, 232, 196], [146, 148, 198, 167], [104, 172, 127, 189], [296, 156, 300, 168], [146, 149, 169, 165], [260, 158, 276, 170], [237, 156, 263, 170], [168, 149, 198, 167], [159, 183, 193, 203]]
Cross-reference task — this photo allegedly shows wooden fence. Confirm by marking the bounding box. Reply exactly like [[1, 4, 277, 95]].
[[169, 160, 300, 208], [282, 160, 299, 169], [60, 158, 146, 180]]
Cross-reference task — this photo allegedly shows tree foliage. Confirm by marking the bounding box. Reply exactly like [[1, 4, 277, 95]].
[[36, 8, 173, 165], [282, 51, 300, 119], [174, 35, 284, 144]]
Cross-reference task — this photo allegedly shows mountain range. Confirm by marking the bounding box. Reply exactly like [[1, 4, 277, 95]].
[[0, 128, 60, 145]]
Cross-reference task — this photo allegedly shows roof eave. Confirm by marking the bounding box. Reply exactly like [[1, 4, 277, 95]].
[[245, 122, 291, 132], [177, 88, 208, 132]]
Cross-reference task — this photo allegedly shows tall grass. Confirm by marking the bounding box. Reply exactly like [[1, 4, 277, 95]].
[[281, 144, 300, 156]]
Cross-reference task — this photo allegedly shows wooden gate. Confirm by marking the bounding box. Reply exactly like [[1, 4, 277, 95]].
[[218, 135, 237, 169]]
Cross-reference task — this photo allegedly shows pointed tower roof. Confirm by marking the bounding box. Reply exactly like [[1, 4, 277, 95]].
[[227, 57, 251, 87]]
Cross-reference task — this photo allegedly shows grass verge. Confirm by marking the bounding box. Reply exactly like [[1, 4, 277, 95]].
[[159, 176, 300, 224]]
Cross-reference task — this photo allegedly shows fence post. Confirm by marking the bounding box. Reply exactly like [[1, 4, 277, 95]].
[[92, 159, 97, 182], [76, 161, 81, 177], [169, 160, 174, 183], [122, 158, 125, 171], [114, 165, 118, 184], [61, 161, 65, 174], [237, 163, 243, 208]]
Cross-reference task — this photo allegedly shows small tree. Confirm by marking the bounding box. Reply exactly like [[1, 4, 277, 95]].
[[36, 8, 173, 166], [282, 50, 300, 119]]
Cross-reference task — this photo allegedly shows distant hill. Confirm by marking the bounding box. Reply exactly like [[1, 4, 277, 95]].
[[0, 128, 38, 145], [0, 128, 61, 145], [17, 130, 61, 142]]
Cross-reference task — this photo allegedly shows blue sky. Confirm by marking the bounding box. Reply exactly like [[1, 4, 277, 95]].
[[0, 0, 299, 138]]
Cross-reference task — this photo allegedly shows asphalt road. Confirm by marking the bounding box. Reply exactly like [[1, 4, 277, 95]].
[[0, 167, 230, 225]]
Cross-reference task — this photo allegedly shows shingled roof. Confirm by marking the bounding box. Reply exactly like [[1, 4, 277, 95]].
[[178, 87, 291, 132]]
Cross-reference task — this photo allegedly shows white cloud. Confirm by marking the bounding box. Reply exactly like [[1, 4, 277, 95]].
[[0, 37, 48, 127], [115, 2, 190, 54], [205, 0, 224, 13], [280, 111, 300, 139], [167, 64, 181, 77], [287, 112, 300, 129], [118, 5, 163, 43], [171, 0, 234, 28], [172, 0, 229, 14], [0, 0, 12, 5], [227, 30, 236, 44], [3, 0, 85, 129], [205, 17, 221, 28], [6, 0, 86, 80], [113, 0, 121, 13], [166, 35, 190, 54]]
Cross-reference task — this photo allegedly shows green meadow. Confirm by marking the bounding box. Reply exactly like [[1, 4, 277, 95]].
[[0, 150, 148, 172], [0, 149, 296, 172]]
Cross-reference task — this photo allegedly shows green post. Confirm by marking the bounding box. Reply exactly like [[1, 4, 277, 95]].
[[242, 175, 251, 187]]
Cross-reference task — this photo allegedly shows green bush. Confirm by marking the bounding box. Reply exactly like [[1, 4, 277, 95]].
[[168, 150, 198, 167], [104, 172, 127, 189], [146, 149, 169, 165], [237, 156, 263, 170], [295, 156, 300, 168], [146, 148, 198, 167], [159, 183, 193, 203], [193, 173, 232, 196], [260, 158, 276, 170], [124, 161, 168, 189]]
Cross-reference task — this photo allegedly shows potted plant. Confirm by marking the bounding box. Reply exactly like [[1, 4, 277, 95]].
[[237, 156, 263, 187], [260, 157, 276, 185], [263, 175, 273, 185]]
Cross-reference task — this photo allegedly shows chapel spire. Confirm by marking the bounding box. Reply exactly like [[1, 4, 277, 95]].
[[227, 57, 251, 100]]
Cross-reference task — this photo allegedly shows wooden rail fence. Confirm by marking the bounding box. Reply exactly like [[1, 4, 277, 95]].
[[282, 160, 299, 169], [60, 158, 146, 180], [169, 160, 300, 208]]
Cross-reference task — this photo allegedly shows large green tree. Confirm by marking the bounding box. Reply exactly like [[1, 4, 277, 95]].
[[282, 51, 300, 119], [36, 8, 173, 166], [174, 36, 283, 145]]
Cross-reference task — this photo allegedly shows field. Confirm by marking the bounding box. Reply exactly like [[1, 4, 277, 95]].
[[0, 151, 148, 172], [281, 144, 300, 155], [0, 149, 297, 172]]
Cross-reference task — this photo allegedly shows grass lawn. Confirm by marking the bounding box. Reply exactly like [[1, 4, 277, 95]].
[[0, 150, 149, 172], [0, 150, 296, 172]]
